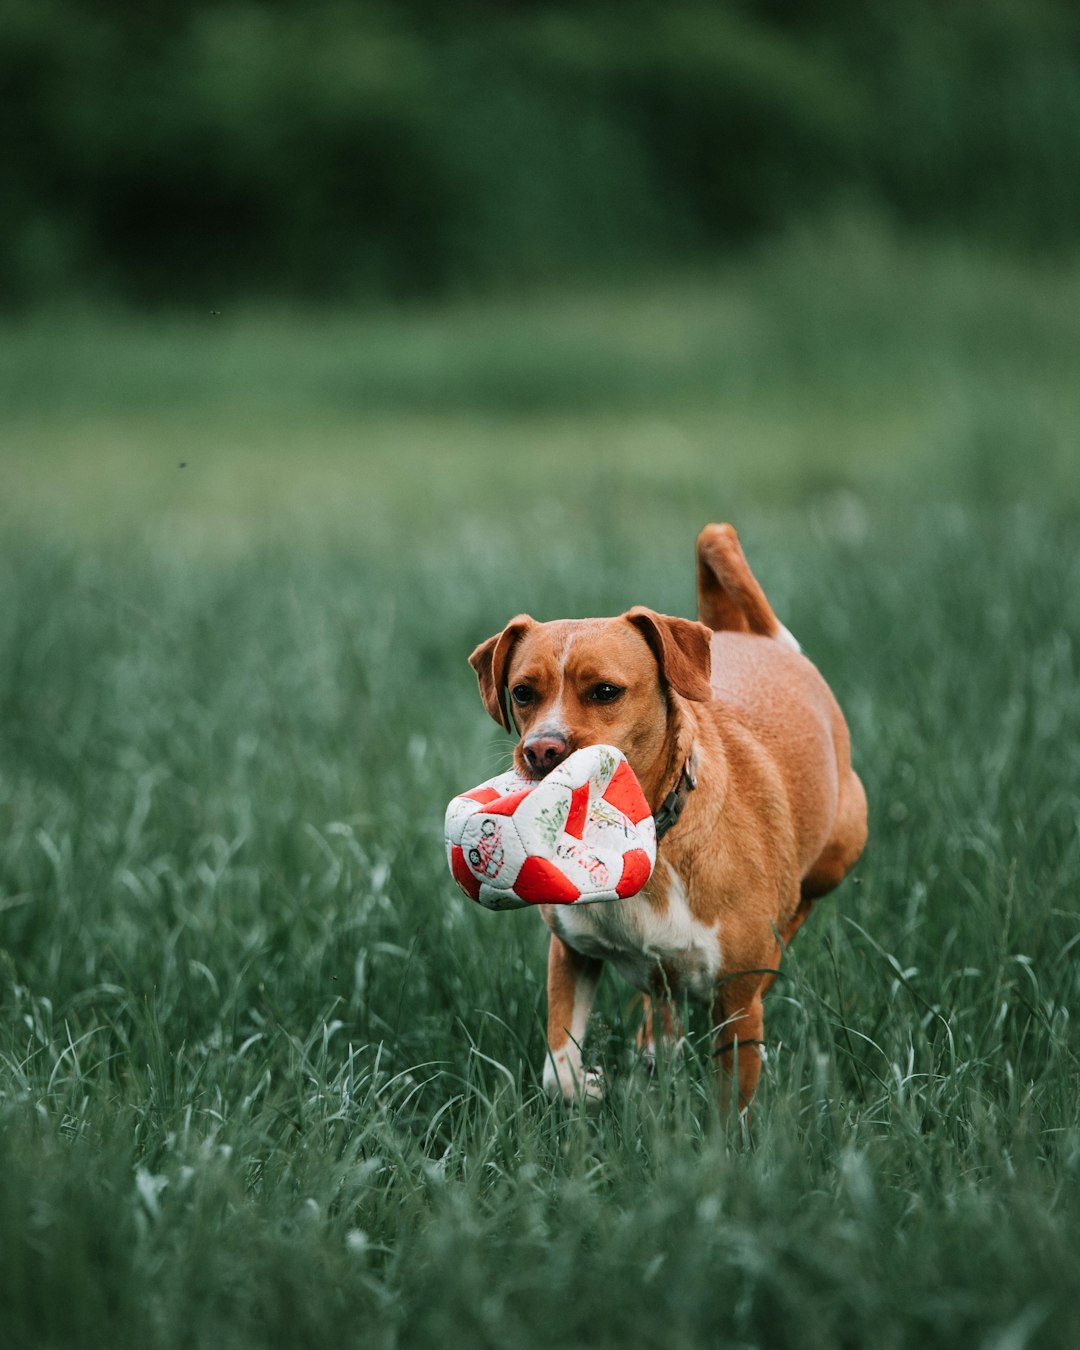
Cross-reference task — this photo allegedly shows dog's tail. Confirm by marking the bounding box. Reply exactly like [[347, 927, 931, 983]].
[[696, 523, 800, 652]]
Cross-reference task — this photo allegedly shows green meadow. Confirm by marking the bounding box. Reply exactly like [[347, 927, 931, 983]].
[[3, 224, 1080, 1348]]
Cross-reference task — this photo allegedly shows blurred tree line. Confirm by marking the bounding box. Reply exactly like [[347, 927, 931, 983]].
[[3, 0, 1080, 306]]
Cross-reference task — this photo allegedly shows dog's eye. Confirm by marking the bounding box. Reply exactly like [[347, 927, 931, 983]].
[[510, 684, 535, 706], [590, 682, 624, 704]]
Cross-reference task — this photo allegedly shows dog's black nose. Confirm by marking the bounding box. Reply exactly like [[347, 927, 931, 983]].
[[523, 734, 568, 775]]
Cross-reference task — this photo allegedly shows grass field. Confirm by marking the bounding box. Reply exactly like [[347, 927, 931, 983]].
[[2, 223, 1080, 1348]]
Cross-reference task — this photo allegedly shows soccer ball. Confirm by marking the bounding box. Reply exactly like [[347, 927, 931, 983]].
[[444, 744, 657, 911]]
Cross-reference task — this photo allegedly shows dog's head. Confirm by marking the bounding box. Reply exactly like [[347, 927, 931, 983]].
[[469, 609, 713, 791]]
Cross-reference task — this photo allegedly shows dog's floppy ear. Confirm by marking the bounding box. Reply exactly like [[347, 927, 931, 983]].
[[624, 607, 713, 703], [469, 615, 535, 731]]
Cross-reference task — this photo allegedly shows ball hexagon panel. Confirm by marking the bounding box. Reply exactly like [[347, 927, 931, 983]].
[[444, 744, 657, 910]]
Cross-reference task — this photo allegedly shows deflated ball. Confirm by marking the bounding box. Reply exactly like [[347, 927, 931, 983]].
[[444, 744, 656, 910]]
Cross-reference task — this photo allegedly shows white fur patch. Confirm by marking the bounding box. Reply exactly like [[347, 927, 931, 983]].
[[542, 1049, 604, 1103], [550, 862, 722, 1002], [774, 622, 801, 653]]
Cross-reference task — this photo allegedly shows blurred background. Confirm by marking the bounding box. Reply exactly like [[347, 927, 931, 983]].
[[2, 0, 1079, 544], [6, 0, 1080, 306]]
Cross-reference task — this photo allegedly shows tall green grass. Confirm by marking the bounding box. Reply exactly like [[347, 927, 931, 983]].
[[2, 232, 1079, 1347]]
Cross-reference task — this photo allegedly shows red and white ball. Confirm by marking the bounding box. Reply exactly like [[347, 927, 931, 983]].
[[445, 744, 656, 911]]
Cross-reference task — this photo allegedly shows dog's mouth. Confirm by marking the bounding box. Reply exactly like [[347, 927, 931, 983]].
[[517, 758, 557, 783], [515, 744, 573, 781]]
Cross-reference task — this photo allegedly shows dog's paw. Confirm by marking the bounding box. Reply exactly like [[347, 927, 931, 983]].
[[639, 1035, 687, 1076], [543, 1049, 604, 1106]]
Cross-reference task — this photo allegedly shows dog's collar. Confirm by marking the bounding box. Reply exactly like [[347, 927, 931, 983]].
[[654, 757, 697, 842]]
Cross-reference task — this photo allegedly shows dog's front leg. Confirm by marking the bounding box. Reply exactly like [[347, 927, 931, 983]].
[[712, 972, 768, 1114], [543, 933, 604, 1103]]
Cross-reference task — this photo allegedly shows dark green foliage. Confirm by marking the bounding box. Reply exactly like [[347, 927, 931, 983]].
[[3, 0, 1080, 304]]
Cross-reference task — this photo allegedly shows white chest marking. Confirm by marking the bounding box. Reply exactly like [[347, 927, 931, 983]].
[[551, 862, 722, 1001]]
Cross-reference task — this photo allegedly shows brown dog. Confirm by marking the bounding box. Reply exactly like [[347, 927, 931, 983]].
[[469, 524, 867, 1108]]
